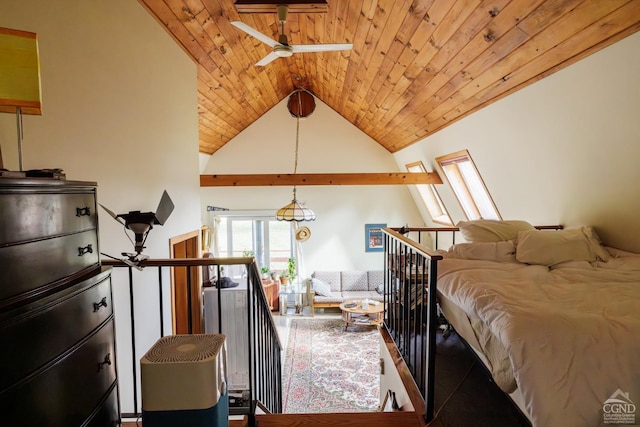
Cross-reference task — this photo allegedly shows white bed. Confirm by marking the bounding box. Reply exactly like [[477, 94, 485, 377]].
[[432, 221, 640, 427]]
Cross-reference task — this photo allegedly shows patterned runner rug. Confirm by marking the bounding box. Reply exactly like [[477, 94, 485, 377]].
[[282, 318, 380, 413]]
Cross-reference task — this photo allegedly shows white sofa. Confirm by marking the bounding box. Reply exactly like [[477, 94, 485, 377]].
[[306, 270, 384, 316]]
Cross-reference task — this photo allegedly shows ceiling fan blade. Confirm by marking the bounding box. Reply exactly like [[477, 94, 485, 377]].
[[292, 43, 353, 53], [231, 21, 278, 48], [256, 51, 280, 67]]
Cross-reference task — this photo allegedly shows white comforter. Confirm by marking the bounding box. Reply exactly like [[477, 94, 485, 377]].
[[437, 251, 640, 427]]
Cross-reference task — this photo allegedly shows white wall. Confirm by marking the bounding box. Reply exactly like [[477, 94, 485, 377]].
[[201, 97, 424, 273], [379, 336, 414, 411], [0, 0, 201, 413], [395, 32, 640, 253], [199, 152, 212, 173]]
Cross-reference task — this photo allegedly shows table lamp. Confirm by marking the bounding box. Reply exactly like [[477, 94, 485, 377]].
[[0, 27, 42, 171]]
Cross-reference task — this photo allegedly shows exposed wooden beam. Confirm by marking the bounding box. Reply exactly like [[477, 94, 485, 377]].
[[200, 172, 443, 186], [234, 1, 328, 14]]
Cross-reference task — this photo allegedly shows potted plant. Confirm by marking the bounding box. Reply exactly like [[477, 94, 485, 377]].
[[279, 270, 289, 285], [241, 250, 254, 278], [260, 266, 271, 280], [287, 257, 297, 283]]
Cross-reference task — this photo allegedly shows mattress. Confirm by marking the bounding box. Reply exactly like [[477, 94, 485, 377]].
[[437, 291, 516, 393], [434, 249, 640, 427]]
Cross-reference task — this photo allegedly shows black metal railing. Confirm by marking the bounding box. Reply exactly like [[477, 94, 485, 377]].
[[246, 262, 283, 415], [102, 257, 282, 424], [382, 228, 442, 422]]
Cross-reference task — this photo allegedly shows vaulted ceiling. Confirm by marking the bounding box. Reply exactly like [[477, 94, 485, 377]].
[[138, 0, 640, 155]]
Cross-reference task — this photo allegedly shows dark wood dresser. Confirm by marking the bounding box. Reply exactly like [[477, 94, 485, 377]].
[[0, 178, 120, 426]]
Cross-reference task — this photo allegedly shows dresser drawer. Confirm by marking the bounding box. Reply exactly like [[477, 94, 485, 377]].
[[0, 269, 113, 392], [0, 319, 117, 427], [0, 230, 99, 306], [84, 383, 120, 427], [0, 191, 96, 246]]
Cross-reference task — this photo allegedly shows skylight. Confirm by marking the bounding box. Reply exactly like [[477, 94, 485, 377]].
[[435, 150, 501, 221], [406, 161, 453, 226]]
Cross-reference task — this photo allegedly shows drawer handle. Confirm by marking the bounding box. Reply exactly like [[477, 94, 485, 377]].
[[97, 353, 112, 372], [76, 206, 91, 217], [93, 297, 108, 312], [78, 244, 93, 256]]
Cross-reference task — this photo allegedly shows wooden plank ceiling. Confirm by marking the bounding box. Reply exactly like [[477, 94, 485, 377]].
[[139, 0, 640, 155]]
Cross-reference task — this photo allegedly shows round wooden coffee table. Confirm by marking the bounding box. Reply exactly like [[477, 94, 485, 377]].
[[339, 299, 384, 330]]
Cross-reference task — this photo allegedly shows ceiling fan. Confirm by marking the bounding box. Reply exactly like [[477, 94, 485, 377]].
[[231, 5, 352, 66]]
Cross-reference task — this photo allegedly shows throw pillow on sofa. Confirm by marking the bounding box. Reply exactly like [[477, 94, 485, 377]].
[[311, 278, 331, 297]]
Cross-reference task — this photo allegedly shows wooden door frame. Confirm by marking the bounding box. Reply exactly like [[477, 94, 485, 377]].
[[169, 230, 202, 334]]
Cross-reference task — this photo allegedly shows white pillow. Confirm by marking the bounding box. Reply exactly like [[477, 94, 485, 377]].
[[581, 226, 611, 262], [311, 278, 331, 297], [457, 220, 535, 242], [516, 227, 609, 266], [447, 240, 517, 262]]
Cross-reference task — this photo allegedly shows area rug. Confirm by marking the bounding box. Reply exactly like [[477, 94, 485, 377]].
[[282, 318, 380, 413]]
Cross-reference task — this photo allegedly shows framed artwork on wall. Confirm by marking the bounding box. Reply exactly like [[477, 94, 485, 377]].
[[365, 223, 386, 252]]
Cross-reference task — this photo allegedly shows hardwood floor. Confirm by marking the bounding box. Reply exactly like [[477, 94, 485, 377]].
[[429, 329, 530, 427], [122, 415, 248, 427]]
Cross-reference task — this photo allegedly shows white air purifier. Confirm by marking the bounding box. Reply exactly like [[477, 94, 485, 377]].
[[141, 334, 229, 427]]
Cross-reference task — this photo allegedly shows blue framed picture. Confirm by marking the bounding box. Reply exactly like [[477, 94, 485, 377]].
[[365, 223, 386, 252]]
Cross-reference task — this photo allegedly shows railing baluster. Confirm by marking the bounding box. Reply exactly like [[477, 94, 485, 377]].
[[128, 266, 138, 416], [158, 266, 164, 337], [247, 272, 255, 426], [186, 266, 193, 334], [425, 258, 439, 421]]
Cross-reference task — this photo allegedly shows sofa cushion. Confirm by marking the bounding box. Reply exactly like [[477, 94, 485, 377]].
[[367, 270, 384, 291], [313, 293, 344, 304], [310, 277, 331, 297], [312, 271, 342, 292], [342, 291, 384, 302], [341, 271, 368, 291], [365, 291, 384, 302]]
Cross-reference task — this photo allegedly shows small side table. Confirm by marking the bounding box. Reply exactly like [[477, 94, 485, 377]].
[[279, 282, 306, 315], [339, 300, 385, 330]]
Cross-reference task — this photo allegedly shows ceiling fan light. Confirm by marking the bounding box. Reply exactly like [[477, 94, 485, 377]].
[[274, 45, 293, 57]]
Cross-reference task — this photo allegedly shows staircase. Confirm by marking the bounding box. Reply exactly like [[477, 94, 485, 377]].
[[107, 255, 429, 427]]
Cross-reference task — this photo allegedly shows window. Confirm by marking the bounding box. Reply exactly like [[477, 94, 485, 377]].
[[212, 213, 293, 277], [435, 150, 501, 221], [406, 161, 453, 226]]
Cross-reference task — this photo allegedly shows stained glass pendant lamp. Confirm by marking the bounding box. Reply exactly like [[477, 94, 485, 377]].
[[276, 90, 316, 222], [276, 186, 316, 221]]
